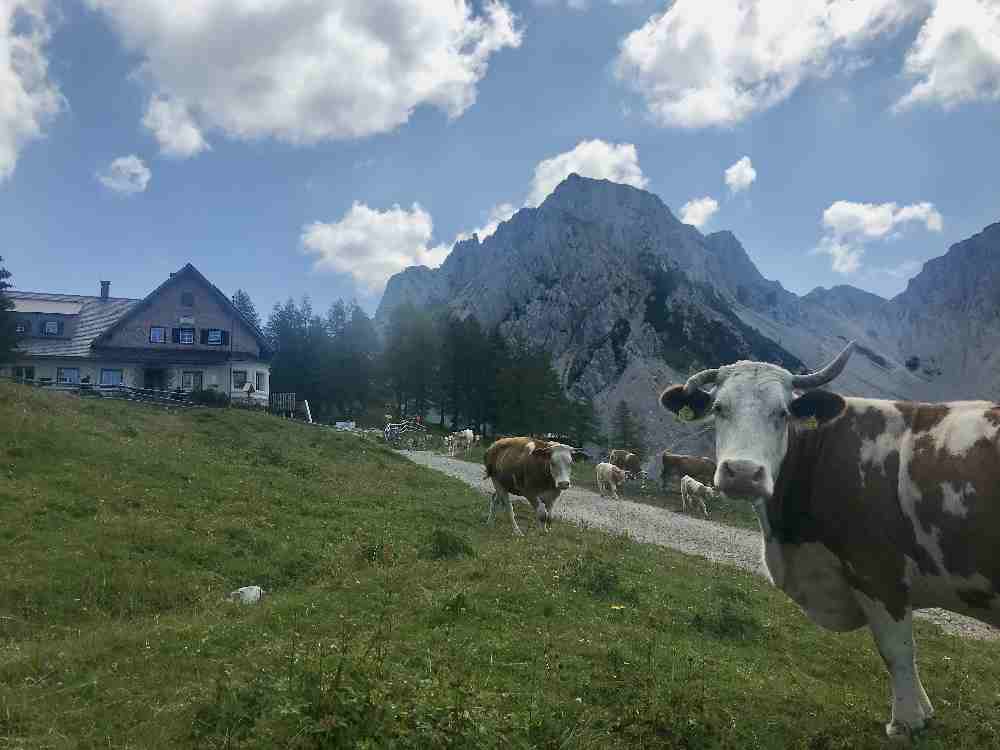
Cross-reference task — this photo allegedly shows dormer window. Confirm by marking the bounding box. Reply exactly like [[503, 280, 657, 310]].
[[14, 321, 27, 335], [43, 320, 60, 336]]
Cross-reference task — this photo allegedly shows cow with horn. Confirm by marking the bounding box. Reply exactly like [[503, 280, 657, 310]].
[[659, 341, 1000, 740]]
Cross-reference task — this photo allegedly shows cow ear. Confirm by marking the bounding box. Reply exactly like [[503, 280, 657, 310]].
[[789, 390, 846, 424], [660, 384, 713, 422]]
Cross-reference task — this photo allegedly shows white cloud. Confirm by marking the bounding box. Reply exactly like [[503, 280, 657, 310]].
[[87, 0, 522, 158], [301, 202, 449, 293], [896, 0, 1000, 111], [813, 199, 943, 274], [96, 154, 151, 194], [525, 139, 648, 207], [615, 0, 929, 128], [679, 196, 719, 228], [724, 156, 756, 193], [0, 0, 63, 182], [142, 96, 209, 158]]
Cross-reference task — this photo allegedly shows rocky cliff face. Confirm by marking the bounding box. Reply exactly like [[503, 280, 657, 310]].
[[376, 176, 1000, 468]]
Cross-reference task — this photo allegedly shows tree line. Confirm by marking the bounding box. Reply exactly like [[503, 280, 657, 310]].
[[257, 296, 604, 447]]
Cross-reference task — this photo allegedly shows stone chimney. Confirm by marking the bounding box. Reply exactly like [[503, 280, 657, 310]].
[[100, 280, 111, 299]]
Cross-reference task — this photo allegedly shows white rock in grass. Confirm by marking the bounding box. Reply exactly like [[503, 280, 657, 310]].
[[228, 585, 265, 604]]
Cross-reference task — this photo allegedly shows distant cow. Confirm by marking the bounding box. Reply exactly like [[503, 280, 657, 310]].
[[661, 452, 716, 492], [484, 437, 578, 535], [595, 462, 627, 500], [608, 449, 648, 488], [660, 340, 1000, 739], [449, 429, 474, 456], [680, 475, 716, 517]]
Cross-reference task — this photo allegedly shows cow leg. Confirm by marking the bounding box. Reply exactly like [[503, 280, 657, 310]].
[[854, 592, 933, 739], [700, 497, 709, 517], [528, 496, 549, 532], [505, 493, 524, 536], [486, 490, 498, 526]]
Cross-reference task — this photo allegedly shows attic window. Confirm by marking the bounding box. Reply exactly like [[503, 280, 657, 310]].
[[181, 292, 194, 307]]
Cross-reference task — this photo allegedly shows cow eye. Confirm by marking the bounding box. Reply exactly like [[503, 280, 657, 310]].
[[712, 402, 725, 416]]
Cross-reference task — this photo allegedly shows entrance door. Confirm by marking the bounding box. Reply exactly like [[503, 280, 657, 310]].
[[144, 368, 167, 390]]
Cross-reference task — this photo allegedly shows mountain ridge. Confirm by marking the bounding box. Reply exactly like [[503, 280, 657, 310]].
[[376, 175, 1000, 465]]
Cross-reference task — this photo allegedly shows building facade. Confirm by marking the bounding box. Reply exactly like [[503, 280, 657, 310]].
[[1, 264, 271, 402]]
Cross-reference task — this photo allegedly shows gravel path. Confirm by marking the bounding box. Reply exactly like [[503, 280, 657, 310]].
[[399, 450, 998, 642]]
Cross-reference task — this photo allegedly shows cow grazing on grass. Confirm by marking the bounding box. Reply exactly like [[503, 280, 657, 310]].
[[595, 462, 627, 501], [484, 437, 578, 535], [661, 452, 716, 492], [680, 475, 716, 517], [609, 449, 648, 488], [660, 340, 1000, 739]]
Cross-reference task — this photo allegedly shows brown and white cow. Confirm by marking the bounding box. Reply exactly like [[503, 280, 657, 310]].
[[660, 340, 1000, 739], [484, 437, 578, 535], [609, 449, 649, 488], [661, 451, 716, 492], [595, 462, 627, 501]]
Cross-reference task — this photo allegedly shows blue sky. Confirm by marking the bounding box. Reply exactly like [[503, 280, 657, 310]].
[[2, 0, 999, 318]]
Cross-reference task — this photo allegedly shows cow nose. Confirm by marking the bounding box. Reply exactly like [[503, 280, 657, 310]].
[[717, 459, 768, 497], [557, 480, 570, 490]]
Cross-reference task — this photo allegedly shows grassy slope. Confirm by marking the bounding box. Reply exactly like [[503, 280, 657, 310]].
[[451, 444, 759, 531], [0, 382, 997, 749]]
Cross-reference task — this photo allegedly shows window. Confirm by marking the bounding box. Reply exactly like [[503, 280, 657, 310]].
[[180, 328, 195, 344], [181, 292, 194, 307], [13, 366, 34, 381], [181, 371, 203, 390], [100, 369, 124, 386], [207, 329, 223, 345], [232, 370, 248, 389], [255, 372, 267, 392], [57, 367, 80, 384], [149, 326, 166, 344], [43, 320, 59, 336], [14, 321, 27, 335]]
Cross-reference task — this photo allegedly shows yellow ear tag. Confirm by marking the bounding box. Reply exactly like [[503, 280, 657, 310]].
[[803, 416, 819, 430], [677, 405, 695, 422]]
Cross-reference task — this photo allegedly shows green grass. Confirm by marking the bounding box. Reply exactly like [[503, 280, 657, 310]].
[[450, 444, 760, 530], [2, 381, 999, 748]]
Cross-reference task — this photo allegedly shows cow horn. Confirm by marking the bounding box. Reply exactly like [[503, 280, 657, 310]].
[[683, 368, 719, 394], [791, 341, 856, 390]]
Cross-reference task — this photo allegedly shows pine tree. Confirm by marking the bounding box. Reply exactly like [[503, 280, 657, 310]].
[[611, 399, 647, 457], [0, 257, 16, 364], [231, 289, 262, 331]]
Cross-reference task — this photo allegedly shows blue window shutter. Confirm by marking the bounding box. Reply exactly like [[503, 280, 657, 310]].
[[200, 329, 209, 345], [171, 328, 181, 344], [222, 330, 230, 346], [57, 320, 65, 335]]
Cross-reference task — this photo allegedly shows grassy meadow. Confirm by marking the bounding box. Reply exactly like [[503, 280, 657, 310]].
[[1, 381, 999, 748]]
